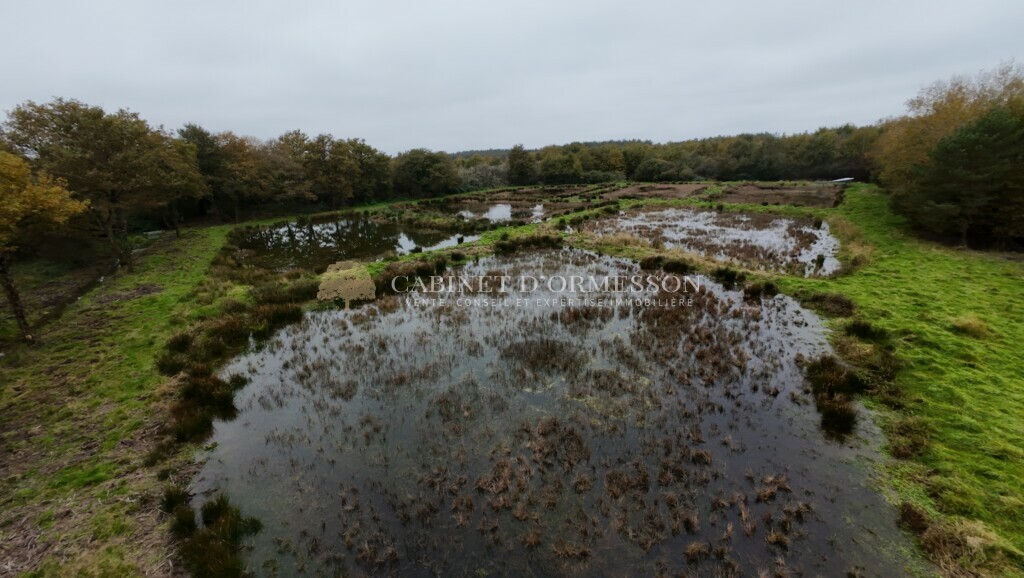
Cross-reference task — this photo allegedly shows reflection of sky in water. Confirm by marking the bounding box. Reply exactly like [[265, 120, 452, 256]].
[[601, 208, 841, 276], [395, 232, 480, 254], [192, 250, 925, 577], [458, 203, 547, 223], [237, 216, 477, 270], [459, 203, 513, 221]]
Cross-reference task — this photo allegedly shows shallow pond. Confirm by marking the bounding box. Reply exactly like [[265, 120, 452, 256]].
[[458, 203, 547, 223], [194, 250, 920, 577], [588, 208, 841, 276], [235, 215, 478, 270]]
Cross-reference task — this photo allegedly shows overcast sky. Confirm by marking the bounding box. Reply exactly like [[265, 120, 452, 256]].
[[3, 0, 1022, 154]]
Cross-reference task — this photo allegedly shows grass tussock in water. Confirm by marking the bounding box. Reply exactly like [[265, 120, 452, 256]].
[[494, 233, 563, 255], [710, 266, 746, 289], [743, 281, 779, 302], [188, 249, 930, 576], [802, 355, 869, 438], [159, 486, 262, 577], [183, 495, 262, 578]]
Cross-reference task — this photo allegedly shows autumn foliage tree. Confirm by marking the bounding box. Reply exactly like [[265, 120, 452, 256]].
[[0, 152, 88, 341], [901, 104, 1024, 245], [1, 99, 206, 270], [874, 63, 1024, 246]]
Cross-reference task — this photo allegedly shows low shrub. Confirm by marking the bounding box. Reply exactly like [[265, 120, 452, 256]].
[[176, 495, 262, 578], [203, 315, 251, 347], [253, 303, 303, 327], [161, 485, 190, 513], [662, 259, 693, 275], [800, 292, 855, 317], [638, 255, 664, 270], [219, 299, 249, 315], [898, 502, 930, 534], [170, 503, 197, 538], [804, 355, 867, 397], [170, 401, 215, 442], [711, 267, 745, 289], [180, 375, 236, 413], [156, 352, 190, 376], [818, 394, 858, 437], [166, 331, 193, 353], [844, 319, 888, 342], [743, 281, 779, 301]]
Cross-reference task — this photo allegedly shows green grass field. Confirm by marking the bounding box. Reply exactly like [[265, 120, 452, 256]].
[[777, 186, 1024, 575], [0, 226, 233, 575]]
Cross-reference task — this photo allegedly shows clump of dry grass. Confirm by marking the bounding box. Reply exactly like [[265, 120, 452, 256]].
[[798, 291, 856, 317], [950, 314, 992, 339], [598, 233, 654, 248], [684, 541, 710, 563], [920, 519, 1011, 575], [829, 217, 874, 270]]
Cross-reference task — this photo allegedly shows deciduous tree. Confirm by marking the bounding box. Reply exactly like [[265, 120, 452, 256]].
[[391, 149, 460, 198], [900, 105, 1024, 246], [1, 99, 206, 270], [0, 152, 87, 341], [507, 144, 536, 185]]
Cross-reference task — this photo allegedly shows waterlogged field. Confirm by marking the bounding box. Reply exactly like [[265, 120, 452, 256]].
[[194, 250, 923, 576], [441, 185, 602, 223], [235, 215, 479, 271], [232, 185, 620, 271], [586, 207, 842, 276]]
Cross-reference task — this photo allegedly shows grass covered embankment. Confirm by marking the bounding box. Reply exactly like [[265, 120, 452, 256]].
[[778, 186, 1024, 576], [0, 227, 233, 575]]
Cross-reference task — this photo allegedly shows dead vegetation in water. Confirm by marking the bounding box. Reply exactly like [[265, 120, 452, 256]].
[[494, 233, 563, 255], [584, 206, 841, 277], [501, 338, 587, 378], [189, 250, 916, 576], [159, 491, 262, 578]]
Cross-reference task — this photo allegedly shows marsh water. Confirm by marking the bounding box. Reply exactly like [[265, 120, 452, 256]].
[[236, 215, 479, 270], [458, 203, 547, 223], [587, 208, 842, 276], [194, 249, 923, 577]]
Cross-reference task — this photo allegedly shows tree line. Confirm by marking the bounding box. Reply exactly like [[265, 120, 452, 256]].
[[0, 98, 889, 260], [874, 62, 1023, 248], [457, 126, 881, 189], [2, 63, 1022, 340]]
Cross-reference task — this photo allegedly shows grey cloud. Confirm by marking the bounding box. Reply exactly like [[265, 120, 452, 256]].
[[3, 0, 1022, 153]]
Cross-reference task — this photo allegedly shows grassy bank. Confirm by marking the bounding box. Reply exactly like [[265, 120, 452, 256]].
[[0, 226, 232, 575], [778, 186, 1024, 576]]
